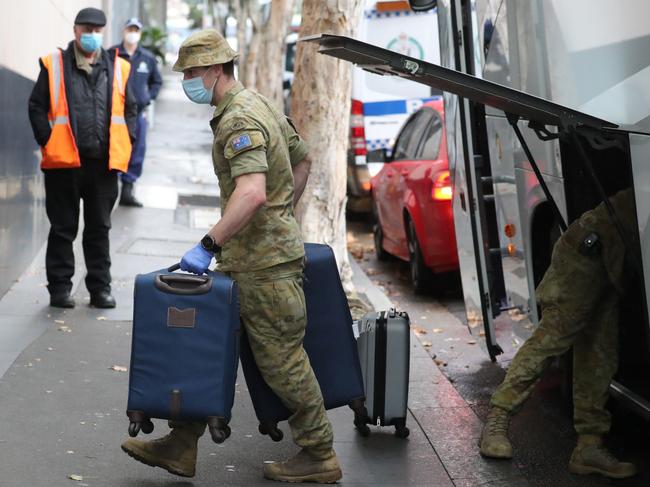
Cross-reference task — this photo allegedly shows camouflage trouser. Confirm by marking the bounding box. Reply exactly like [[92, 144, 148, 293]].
[[490, 234, 620, 435], [230, 258, 334, 458], [169, 259, 333, 457]]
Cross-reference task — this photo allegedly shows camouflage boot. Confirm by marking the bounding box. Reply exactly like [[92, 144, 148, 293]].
[[120, 422, 205, 477], [263, 449, 342, 483], [569, 435, 637, 479], [479, 407, 513, 459]]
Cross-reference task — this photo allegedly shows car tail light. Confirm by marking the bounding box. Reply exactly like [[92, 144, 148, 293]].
[[350, 99, 367, 156], [432, 170, 452, 201]]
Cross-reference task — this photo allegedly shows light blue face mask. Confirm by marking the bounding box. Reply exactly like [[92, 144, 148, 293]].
[[80, 32, 103, 53], [182, 68, 218, 105]]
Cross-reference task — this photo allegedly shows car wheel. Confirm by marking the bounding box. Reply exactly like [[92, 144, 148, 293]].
[[373, 223, 391, 261], [406, 218, 433, 294]]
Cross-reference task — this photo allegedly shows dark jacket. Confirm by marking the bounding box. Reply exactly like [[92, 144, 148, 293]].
[[114, 44, 163, 112], [28, 41, 137, 160]]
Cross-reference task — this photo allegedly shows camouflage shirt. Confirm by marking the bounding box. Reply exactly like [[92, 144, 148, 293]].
[[209, 82, 309, 272], [561, 188, 638, 294]]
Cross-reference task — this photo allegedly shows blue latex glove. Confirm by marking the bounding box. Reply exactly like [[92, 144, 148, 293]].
[[180, 243, 214, 275]]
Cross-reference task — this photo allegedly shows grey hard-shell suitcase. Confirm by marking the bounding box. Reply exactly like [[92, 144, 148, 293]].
[[355, 308, 410, 438]]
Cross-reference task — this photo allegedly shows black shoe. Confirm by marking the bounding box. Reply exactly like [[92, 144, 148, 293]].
[[120, 182, 143, 208], [90, 291, 116, 309], [50, 293, 75, 309]]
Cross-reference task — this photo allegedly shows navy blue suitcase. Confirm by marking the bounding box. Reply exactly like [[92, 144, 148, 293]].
[[126, 264, 240, 444], [239, 243, 366, 441]]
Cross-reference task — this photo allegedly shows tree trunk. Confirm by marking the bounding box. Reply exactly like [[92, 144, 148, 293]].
[[234, 0, 249, 85], [254, 0, 295, 108], [242, 6, 263, 88], [290, 0, 363, 290]]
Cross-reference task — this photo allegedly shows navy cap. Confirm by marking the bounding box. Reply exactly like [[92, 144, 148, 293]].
[[124, 17, 143, 29], [74, 7, 107, 26]]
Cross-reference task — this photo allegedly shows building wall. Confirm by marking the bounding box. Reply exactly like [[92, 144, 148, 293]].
[[0, 0, 111, 299]]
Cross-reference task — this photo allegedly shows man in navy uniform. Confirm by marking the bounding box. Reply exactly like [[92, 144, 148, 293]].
[[113, 18, 163, 207]]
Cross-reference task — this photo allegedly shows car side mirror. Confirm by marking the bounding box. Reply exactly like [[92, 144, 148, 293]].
[[408, 0, 437, 12], [367, 148, 388, 163]]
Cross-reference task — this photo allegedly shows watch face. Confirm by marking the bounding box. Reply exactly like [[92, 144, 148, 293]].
[[201, 235, 214, 250]]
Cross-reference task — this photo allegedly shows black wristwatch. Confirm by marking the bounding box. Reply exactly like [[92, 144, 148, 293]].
[[200, 234, 221, 253]]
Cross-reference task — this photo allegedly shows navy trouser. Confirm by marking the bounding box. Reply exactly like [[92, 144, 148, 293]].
[[121, 112, 147, 184]]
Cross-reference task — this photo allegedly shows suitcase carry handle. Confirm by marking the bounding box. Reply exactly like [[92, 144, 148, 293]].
[[154, 271, 213, 295]]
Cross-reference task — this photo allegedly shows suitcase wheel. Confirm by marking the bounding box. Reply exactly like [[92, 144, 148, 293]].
[[141, 419, 154, 435], [128, 421, 141, 438], [394, 424, 410, 439], [258, 422, 284, 442], [209, 426, 229, 444]]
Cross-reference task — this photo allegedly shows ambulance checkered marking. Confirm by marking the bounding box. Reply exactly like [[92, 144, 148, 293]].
[[366, 138, 392, 150]]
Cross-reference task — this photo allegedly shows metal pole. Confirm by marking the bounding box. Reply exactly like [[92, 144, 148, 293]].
[[507, 113, 568, 232]]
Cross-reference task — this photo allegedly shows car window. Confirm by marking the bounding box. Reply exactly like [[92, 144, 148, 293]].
[[419, 113, 443, 160], [391, 114, 419, 161], [393, 110, 433, 161]]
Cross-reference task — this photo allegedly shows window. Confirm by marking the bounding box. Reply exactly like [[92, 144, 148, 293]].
[[419, 113, 443, 160], [392, 110, 433, 161]]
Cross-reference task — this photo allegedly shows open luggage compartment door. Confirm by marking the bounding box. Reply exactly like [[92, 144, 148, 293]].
[[301, 34, 620, 361]]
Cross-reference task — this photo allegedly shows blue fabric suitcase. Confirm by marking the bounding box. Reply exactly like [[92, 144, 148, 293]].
[[126, 264, 240, 444], [239, 243, 366, 441]]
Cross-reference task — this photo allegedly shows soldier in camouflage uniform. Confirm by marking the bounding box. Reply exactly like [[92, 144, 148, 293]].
[[480, 188, 638, 479], [120, 30, 341, 483]]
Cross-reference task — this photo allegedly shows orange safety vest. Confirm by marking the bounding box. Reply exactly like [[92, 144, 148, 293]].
[[39, 49, 132, 171]]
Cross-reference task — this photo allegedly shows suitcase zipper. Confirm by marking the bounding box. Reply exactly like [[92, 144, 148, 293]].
[[373, 311, 388, 426]]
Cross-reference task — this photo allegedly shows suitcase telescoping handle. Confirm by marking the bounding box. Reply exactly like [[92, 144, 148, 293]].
[[154, 264, 213, 295]]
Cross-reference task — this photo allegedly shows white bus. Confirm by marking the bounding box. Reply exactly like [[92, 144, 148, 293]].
[[307, 0, 650, 418]]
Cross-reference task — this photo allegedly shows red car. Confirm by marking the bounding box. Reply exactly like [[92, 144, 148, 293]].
[[371, 99, 459, 293]]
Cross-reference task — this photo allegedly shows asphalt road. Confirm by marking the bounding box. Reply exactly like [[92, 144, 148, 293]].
[[347, 217, 650, 487]]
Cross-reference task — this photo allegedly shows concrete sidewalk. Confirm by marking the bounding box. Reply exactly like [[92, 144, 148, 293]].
[[0, 75, 526, 486]]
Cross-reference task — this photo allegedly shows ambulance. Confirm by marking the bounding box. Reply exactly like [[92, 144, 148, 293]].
[[347, 0, 440, 212]]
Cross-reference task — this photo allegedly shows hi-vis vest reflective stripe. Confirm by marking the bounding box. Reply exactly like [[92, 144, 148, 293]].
[[40, 49, 132, 171]]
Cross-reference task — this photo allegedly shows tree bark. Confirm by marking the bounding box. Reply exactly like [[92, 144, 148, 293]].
[[242, 5, 263, 88], [254, 0, 295, 108], [234, 0, 249, 85], [290, 0, 364, 290]]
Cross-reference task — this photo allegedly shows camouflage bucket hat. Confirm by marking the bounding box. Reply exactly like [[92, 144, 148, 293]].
[[172, 29, 238, 72]]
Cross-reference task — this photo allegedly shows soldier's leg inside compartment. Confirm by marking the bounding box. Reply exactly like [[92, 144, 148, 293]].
[[491, 236, 610, 414], [572, 294, 619, 435], [233, 260, 334, 459]]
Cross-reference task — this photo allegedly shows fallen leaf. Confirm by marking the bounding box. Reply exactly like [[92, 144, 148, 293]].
[[434, 359, 448, 367], [432, 328, 443, 334], [421, 340, 432, 348], [479, 330, 485, 337], [411, 326, 428, 336], [467, 340, 477, 345], [69, 474, 83, 481], [366, 268, 380, 276], [110, 365, 127, 372], [96, 316, 107, 321]]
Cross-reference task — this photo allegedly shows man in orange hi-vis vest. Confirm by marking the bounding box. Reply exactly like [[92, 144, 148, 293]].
[[28, 7, 137, 309]]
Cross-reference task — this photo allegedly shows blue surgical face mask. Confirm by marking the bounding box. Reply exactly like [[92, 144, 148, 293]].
[[80, 32, 103, 53], [182, 68, 219, 105]]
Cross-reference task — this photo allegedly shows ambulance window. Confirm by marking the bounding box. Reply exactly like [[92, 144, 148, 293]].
[[419, 113, 443, 160]]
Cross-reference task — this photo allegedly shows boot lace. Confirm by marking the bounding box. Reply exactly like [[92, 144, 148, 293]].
[[486, 411, 510, 436]]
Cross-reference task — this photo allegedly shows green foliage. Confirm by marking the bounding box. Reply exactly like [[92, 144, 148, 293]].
[[141, 26, 168, 65]]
